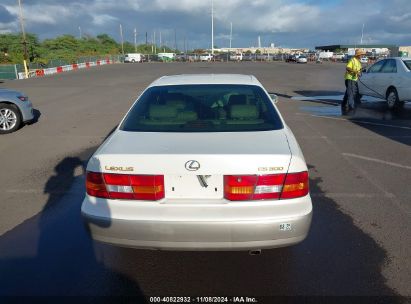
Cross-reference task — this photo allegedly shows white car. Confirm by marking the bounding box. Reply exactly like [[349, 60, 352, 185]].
[[199, 54, 213, 62], [124, 53, 143, 63], [81, 74, 312, 252], [297, 56, 308, 63], [359, 57, 411, 109], [360, 57, 369, 64]]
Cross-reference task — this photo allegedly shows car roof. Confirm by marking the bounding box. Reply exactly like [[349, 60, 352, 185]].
[[149, 74, 261, 87]]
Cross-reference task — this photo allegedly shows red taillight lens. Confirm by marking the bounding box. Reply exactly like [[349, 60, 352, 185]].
[[86, 172, 109, 198], [280, 171, 309, 199], [224, 171, 309, 201], [86, 171, 164, 201], [224, 175, 257, 201], [224, 174, 285, 201], [130, 175, 164, 200]]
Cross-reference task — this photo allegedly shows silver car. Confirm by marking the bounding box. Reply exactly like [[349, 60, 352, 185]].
[[359, 57, 411, 109], [0, 88, 34, 134], [82, 74, 312, 252]]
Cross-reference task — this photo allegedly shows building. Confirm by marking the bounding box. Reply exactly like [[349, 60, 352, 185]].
[[315, 44, 399, 56], [399, 46, 411, 57], [215, 47, 307, 55]]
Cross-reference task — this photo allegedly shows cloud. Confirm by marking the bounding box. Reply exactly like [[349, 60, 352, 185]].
[[0, 0, 410, 48], [91, 14, 118, 26], [4, 3, 76, 25]]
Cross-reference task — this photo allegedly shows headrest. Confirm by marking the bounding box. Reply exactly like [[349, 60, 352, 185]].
[[177, 111, 198, 121], [166, 99, 186, 110], [164, 93, 187, 110], [229, 94, 247, 105], [230, 105, 259, 120], [149, 105, 178, 119]]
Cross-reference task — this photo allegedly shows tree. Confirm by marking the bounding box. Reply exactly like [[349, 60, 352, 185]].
[[0, 32, 125, 64]]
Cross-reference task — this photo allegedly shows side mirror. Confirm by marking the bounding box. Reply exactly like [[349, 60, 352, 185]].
[[269, 93, 279, 103]]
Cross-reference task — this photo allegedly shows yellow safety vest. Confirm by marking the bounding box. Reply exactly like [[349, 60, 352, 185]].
[[345, 57, 362, 81]]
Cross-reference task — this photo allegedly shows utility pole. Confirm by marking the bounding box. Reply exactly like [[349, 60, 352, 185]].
[[174, 29, 177, 52], [229, 22, 232, 49], [17, 0, 29, 78], [159, 31, 162, 47], [134, 28, 137, 52], [154, 31, 156, 54], [119, 24, 124, 56], [78, 26, 82, 39], [211, 0, 214, 55], [360, 23, 365, 45], [151, 32, 154, 53], [145, 32, 148, 45]]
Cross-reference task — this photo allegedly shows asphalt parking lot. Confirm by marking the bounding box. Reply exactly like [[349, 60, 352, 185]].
[[0, 62, 410, 301]]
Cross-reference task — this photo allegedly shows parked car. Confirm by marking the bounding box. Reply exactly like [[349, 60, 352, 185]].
[[175, 54, 187, 62], [297, 56, 308, 63], [213, 53, 230, 62], [199, 53, 213, 62], [285, 55, 297, 63], [0, 88, 34, 134], [230, 53, 243, 61], [157, 53, 176, 62], [242, 53, 256, 61], [358, 57, 411, 109], [360, 57, 369, 64], [81, 74, 312, 252], [124, 53, 143, 63]]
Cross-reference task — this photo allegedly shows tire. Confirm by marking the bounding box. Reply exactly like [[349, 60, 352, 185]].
[[0, 103, 22, 134], [386, 88, 404, 110], [131, 59, 135, 63]]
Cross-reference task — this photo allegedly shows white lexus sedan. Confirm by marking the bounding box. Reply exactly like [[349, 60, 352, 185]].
[[81, 74, 312, 252], [359, 57, 411, 109]]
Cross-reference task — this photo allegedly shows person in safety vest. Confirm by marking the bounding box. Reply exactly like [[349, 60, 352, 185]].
[[342, 49, 365, 115]]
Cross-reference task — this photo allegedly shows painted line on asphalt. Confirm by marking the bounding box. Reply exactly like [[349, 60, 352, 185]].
[[296, 113, 411, 130], [342, 153, 411, 171]]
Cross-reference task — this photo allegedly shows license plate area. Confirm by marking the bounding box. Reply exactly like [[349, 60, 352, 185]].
[[165, 175, 223, 199]]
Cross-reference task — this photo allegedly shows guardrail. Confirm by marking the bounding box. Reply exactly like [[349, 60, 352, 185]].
[[17, 58, 118, 80]]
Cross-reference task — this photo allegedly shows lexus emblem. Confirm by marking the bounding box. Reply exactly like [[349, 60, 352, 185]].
[[185, 160, 200, 171]]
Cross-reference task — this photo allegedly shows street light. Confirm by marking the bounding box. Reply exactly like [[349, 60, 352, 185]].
[[211, 0, 214, 55], [119, 24, 124, 56], [17, 0, 29, 78]]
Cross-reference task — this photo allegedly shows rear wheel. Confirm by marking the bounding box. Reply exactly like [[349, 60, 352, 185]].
[[0, 103, 21, 134], [386, 88, 404, 110]]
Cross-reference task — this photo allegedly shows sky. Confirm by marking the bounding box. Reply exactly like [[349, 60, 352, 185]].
[[1, 0, 410, 49]]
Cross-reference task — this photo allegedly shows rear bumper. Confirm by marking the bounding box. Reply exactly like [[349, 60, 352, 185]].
[[82, 197, 312, 251]]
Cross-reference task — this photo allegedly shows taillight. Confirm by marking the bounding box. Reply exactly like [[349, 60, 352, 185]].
[[224, 174, 285, 201], [86, 172, 109, 198], [224, 171, 309, 201], [280, 171, 309, 199], [86, 171, 164, 201]]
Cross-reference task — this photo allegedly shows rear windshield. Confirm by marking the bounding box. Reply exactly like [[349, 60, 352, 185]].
[[403, 60, 411, 70], [120, 84, 283, 132]]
